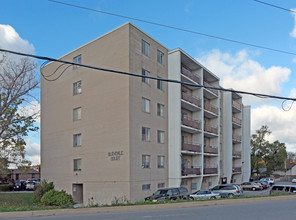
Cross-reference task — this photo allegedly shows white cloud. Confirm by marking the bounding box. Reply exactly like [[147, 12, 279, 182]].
[[18, 101, 40, 123], [290, 8, 296, 38], [25, 138, 40, 165], [198, 49, 291, 105]]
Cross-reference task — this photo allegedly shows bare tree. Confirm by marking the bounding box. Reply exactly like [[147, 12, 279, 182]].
[[0, 53, 39, 173]]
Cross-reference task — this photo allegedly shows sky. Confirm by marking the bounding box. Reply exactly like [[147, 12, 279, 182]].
[[1, 0, 296, 165]]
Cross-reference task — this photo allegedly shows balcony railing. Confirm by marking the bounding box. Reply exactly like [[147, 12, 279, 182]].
[[232, 167, 242, 173], [181, 92, 201, 107], [181, 66, 201, 84], [232, 116, 242, 125], [233, 134, 242, 142], [204, 124, 218, 135], [232, 100, 242, 111], [182, 143, 202, 153], [203, 168, 218, 175], [182, 117, 201, 130], [232, 151, 242, 157], [204, 101, 218, 115], [204, 81, 218, 96], [182, 167, 201, 176], [204, 145, 218, 154]]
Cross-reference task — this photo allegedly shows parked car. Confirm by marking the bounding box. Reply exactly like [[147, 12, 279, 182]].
[[292, 178, 296, 183], [190, 190, 221, 200], [145, 187, 189, 202], [14, 180, 26, 191], [26, 181, 40, 191], [241, 182, 263, 191], [210, 184, 244, 198], [26, 179, 39, 183], [270, 185, 296, 195], [261, 178, 275, 186], [254, 180, 269, 189]]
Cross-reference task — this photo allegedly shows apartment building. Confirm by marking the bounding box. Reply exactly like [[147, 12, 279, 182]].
[[41, 22, 250, 205]]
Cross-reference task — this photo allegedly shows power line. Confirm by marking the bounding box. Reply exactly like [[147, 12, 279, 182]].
[[1, 48, 295, 102], [47, 0, 296, 56], [253, 0, 296, 14]]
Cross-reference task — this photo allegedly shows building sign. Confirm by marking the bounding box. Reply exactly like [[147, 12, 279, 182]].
[[108, 151, 124, 161]]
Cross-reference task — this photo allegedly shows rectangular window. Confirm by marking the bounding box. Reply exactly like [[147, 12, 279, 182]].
[[191, 183, 197, 190], [181, 180, 187, 186], [142, 98, 150, 113], [73, 107, 82, 121], [158, 183, 165, 188], [142, 155, 150, 168], [73, 55, 81, 69], [142, 127, 151, 142], [73, 80, 82, 95], [157, 156, 165, 168], [157, 103, 164, 117], [157, 130, 165, 144], [157, 50, 164, 64], [16, 174, 19, 180], [142, 184, 151, 191], [142, 69, 150, 84], [142, 40, 150, 56], [73, 133, 82, 147], [74, 159, 82, 171], [157, 77, 165, 91]]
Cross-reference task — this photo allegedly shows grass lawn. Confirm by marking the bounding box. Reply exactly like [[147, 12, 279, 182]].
[[0, 193, 45, 212]]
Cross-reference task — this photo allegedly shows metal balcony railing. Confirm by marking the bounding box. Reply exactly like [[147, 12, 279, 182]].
[[232, 167, 242, 173], [232, 151, 242, 157], [203, 81, 218, 96], [204, 101, 218, 115], [182, 167, 201, 176], [181, 66, 201, 84], [204, 145, 218, 154], [232, 100, 242, 111], [181, 92, 201, 107], [182, 117, 201, 130], [204, 124, 218, 135], [182, 143, 202, 153], [203, 168, 218, 175], [233, 134, 242, 142], [232, 116, 242, 125]]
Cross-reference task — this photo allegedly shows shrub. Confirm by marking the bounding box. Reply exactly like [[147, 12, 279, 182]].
[[41, 189, 74, 207], [34, 180, 54, 202], [0, 183, 14, 191]]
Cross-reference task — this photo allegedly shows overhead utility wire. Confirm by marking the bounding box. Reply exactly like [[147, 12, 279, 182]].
[[48, 0, 296, 56], [1, 48, 296, 102], [253, 0, 296, 14]]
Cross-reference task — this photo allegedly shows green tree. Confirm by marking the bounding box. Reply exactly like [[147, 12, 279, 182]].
[[0, 54, 39, 174], [251, 125, 287, 177]]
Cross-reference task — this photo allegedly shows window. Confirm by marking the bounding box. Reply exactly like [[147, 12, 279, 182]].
[[74, 159, 82, 171], [142, 184, 151, 191], [73, 107, 82, 121], [181, 180, 188, 186], [191, 183, 197, 190], [142, 98, 150, 113], [73, 133, 82, 147], [142, 40, 150, 56], [73, 55, 81, 69], [157, 50, 164, 64], [157, 156, 165, 168], [157, 103, 164, 117], [157, 130, 165, 144], [73, 80, 82, 95], [142, 69, 150, 84], [16, 174, 19, 180], [157, 78, 165, 91], [158, 183, 165, 188], [142, 155, 150, 168], [142, 127, 151, 142]]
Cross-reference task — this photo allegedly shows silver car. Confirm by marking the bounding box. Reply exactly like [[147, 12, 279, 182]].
[[190, 190, 221, 200], [210, 184, 244, 198]]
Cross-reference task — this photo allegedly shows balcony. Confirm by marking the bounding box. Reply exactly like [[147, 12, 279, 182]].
[[232, 151, 242, 158], [232, 116, 242, 128], [204, 101, 218, 118], [204, 124, 218, 137], [181, 117, 202, 133], [204, 145, 218, 154], [182, 143, 202, 153], [181, 66, 201, 85], [233, 134, 242, 143], [181, 92, 201, 111], [182, 167, 201, 176], [232, 100, 242, 113], [203, 168, 218, 175], [203, 81, 218, 99], [232, 167, 242, 173]]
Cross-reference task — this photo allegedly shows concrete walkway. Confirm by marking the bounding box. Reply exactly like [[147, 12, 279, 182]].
[[1, 195, 296, 219]]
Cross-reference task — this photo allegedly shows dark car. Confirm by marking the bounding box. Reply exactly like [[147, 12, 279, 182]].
[[14, 180, 26, 191], [144, 187, 189, 202]]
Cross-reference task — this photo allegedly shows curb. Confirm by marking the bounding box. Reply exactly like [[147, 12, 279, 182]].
[[1, 195, 295, 218]]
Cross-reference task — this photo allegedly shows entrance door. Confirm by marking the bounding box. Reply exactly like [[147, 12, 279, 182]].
[[72, 184, 83, 204]]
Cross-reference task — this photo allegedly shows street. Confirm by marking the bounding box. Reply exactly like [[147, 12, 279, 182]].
[[4, 197, 296, 220]]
